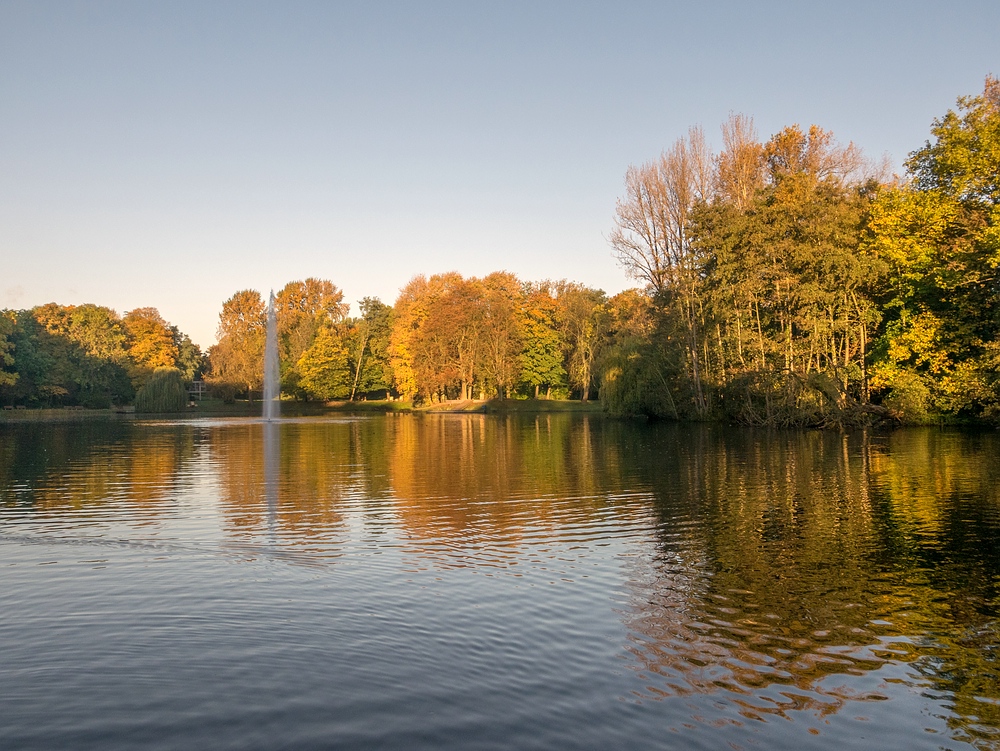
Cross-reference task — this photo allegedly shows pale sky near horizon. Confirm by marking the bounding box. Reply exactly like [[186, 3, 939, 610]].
[[2, 1, 998, 348]]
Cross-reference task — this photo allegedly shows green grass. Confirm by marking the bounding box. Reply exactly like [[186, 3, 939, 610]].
[[0, 398, 602, 422], [482, 399, 602, 413], [0, 407, 126, 422]]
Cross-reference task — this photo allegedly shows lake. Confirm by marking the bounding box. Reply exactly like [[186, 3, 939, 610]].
[[2, 414, 999, 750]]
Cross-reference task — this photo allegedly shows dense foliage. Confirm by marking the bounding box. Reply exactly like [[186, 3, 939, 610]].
[[0, 305, 204, 408], [206, 274, 608, 404], [134, 367, 188, 413], [603, 77, 1000, 426]]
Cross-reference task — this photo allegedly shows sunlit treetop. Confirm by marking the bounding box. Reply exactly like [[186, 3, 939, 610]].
[[907, 75, 1000, 205]]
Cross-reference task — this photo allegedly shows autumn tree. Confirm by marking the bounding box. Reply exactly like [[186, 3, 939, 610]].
[[389, 273, 486, 402], [209, 290, 266, 401], [389, 276, 430, 400], [716, 113, 766, 210], [276, 278, 348, 360], [478, 272, 523, 399], [122, 307, 180, 388], [414, 274, 485, 401]]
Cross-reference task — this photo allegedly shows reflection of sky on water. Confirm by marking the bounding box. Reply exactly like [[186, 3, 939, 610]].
[[1, 417, 1000, 749]]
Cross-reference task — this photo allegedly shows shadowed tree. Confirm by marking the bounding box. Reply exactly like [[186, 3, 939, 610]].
[[348, 297, 393, 400], [555, 282, 607, 402], [610, 127, 714, 414], [30, 303, 133, 407], [0, 312, 16, 389], [172, 328, 205, 382]]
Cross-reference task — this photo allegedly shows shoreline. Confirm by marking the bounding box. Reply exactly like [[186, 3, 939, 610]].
[[0, 399, 605, 422]]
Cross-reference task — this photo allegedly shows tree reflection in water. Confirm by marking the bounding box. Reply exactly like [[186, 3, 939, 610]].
[[619, 427, 1000, 745]]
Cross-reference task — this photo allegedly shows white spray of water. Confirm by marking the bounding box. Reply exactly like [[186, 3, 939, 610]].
[[263, 290, 280, 421]]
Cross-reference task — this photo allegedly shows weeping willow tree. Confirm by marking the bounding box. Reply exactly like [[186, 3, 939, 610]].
[[134, 367, 187, 413]]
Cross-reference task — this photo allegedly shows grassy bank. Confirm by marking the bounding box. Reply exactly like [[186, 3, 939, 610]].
[[314, 398, 601, 414], [0, 398, 603, 422], [0, 407, 132, 422]]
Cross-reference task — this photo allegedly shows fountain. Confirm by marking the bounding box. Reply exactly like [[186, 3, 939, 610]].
[[263, 290, 280, 421]]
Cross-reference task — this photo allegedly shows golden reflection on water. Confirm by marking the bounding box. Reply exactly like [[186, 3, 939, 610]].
[[618, 428, 1000, 745], [2, 417, 1000, 746]]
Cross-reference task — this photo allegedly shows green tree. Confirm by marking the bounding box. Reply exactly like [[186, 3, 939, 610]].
[[297, 324, 351, 400], [276, 278, 349, 397], [866, 76, 1000, 421], [0, 312, 16, 389], [348, 297, 393, 400], [518, 283, 566, 398], [555, 283, 608, 402], [685, 124, 878, 425], [135, 367, 187, 413], [30, 303, 133, 407], [172, 328, 206, 382], [599, 290, 680, 418]]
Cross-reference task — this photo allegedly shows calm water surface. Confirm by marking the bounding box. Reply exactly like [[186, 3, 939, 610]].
[[1, 414, 999, 750]]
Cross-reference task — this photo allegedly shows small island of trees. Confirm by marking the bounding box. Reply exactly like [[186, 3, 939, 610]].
[[1, 77, 998, 426]]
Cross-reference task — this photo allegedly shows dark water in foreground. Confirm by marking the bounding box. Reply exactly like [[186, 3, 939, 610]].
[[2, 415, 1000, 750]]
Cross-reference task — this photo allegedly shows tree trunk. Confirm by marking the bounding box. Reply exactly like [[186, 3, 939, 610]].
[[350, 330, 370, 401]]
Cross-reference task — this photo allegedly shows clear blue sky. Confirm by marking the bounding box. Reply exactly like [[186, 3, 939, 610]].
[[2, 1, 997, 347]]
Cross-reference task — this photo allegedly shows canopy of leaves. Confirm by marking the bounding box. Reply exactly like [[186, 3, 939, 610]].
[[209, 290, 266, 398]]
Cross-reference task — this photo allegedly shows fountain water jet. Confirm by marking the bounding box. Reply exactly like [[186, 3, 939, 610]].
[[263, 290, 280, 421]]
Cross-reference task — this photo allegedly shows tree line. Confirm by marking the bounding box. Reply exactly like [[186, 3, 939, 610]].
[[0, 304, 204, 409], [207, 274, 623, 404], [603, 76, 1000, 426], [3, 78, 996, 424]]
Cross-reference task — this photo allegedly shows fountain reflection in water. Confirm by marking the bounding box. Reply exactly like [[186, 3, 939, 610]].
[[263, 290, 280, 422], [263, 420, 279, 537], [262, 290, 281, 535]]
